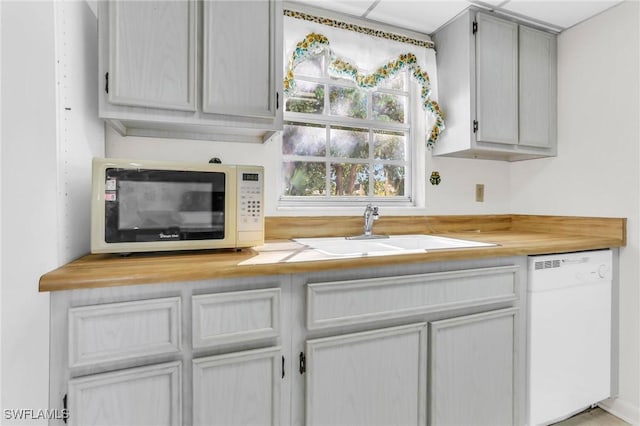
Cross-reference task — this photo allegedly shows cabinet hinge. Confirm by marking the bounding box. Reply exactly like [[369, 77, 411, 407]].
[[299, 352, 306, 374], [472, 20, 478, 34], [105, 72, 109, 94], [62, 393, 69, 424], [282, 355, 285, 379], [473, 120, 479, 133]]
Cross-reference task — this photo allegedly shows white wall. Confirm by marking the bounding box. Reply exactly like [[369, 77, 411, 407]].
[[106, 129, 512, 216], [510, 1, 640, 423], [0, 0, 3, 413], [0, 1, 103, 424], [1, 2, 57, 423], [54, 1, 104, 262]]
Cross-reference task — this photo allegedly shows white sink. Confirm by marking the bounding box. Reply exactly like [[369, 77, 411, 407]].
[[294, 234, 495, 257]]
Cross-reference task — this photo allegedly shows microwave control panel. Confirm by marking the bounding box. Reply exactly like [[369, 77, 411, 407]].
[[237, 167, 264, 233]]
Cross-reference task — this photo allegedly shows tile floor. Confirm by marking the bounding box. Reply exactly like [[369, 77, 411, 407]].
[[553, 407, 629, 426]]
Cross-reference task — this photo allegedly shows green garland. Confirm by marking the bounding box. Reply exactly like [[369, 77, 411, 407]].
[[284, 32, 445, 148]]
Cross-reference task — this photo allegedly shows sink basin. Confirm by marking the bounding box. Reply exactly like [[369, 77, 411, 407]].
[[293, 234, 495, 257]]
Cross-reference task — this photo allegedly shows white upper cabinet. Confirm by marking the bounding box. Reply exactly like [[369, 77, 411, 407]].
[[107, 1, 197, 111], [432, 10, 557, 161], [99, 0, 283, 143], [475, 13, 519, 146], [519, 26, 557, 149], [202, 1, 276, 119]]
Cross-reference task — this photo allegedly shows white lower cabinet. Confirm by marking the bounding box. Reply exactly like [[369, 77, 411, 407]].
[[298, 262, 523, 426], [429, 308, 519, 426], [305, 323, 427, 426], [50, 279, 285, 426], [50, 259, 525, 426], [67, 361, 182, 426], [193, 347, 281, 426]]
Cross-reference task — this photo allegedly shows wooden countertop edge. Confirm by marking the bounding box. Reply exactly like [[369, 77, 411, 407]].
[[39, 229, 625, 292]]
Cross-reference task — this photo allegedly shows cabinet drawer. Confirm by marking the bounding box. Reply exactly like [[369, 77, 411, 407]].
[[68, 297, 181, 368], [307, 266, 519, 329], [192, 288, 280, 349]]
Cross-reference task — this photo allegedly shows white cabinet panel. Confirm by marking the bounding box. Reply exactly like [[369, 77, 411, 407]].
[[429, 308, 519, 426], [68, 361, 182, 426], [307, 266, 519, 329], [476, 13, 519, 145], [68, 297, 181, 368], [193, 347, 281, 426], [192, 288, 280, 348], [305, 323, 427, 426], [519, 26, 557, 148], [202, 0, 276, 118], [107, 0, 196, 110]]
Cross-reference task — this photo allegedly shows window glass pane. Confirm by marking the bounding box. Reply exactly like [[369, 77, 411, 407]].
[[372, 92, 406, 123], [330, 163, 369, 196], [283, 122, 326, 156], [374, 164, 405, 196], [329, 86, 367, 119], [330, 126, 369, 159], [373, 130, 406, 160], [285, 81, 324, 114], [283, 161, 326, 196], [294, 54, 324, 77]]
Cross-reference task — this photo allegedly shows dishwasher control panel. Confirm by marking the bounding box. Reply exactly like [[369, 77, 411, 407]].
[[527, 249, 612, 291]]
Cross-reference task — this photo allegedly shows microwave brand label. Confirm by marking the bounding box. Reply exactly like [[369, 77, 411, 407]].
[[105, 179, 117, 191], [159, 232, 180, 240]]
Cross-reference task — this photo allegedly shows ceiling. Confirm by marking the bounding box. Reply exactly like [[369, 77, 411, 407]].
[[288, 0, 624, 34]]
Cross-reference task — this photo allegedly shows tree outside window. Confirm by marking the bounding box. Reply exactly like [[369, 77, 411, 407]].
[[282, 53, 411, 204]]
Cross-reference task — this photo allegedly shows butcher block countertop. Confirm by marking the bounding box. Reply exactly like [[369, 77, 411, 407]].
[[39, 215, 626, 292]]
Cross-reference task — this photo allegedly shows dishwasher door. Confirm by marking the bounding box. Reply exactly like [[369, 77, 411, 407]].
[[527, 250, 612, 426]]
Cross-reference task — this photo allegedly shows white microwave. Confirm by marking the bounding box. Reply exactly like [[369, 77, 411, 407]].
[[91, 158, 264, 254]]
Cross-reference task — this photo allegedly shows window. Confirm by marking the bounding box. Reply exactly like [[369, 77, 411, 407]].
[[281, 14, 440, 209], [283, 53, 411, 202]]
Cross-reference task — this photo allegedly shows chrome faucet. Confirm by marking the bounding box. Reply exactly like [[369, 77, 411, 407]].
[[362, 203, 379, 236], [346, 204, 388, 240]]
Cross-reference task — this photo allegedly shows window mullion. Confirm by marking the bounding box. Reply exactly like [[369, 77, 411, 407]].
[[325, 123, 330, 198], [286, 114, 409, 132]]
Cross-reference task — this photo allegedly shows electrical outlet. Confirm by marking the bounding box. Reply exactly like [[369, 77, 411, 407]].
[[475, 184, 485, 202]]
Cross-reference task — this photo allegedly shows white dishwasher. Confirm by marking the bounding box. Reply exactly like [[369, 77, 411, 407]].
[[527, 250, 612, 426]]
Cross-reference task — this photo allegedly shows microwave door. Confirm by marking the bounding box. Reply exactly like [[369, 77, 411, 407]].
[[104, 168, 226, 243]]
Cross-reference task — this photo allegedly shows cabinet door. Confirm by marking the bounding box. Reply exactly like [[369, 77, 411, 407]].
[[305, 323, 427, 426], [193, 347, 281, 426], [475, 13, 519, 145], [202, 0, 276, 118], [107, 0, 196, 110], [519, 26, 557, 148], [67, 361, 182, 426], [429, 308, 519, 426]]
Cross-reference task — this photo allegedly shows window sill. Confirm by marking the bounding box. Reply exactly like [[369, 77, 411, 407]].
[[273, 205, 429, 217]]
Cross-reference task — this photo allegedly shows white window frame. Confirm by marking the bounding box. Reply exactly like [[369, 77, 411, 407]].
[[279, 54, 427, 211]]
